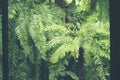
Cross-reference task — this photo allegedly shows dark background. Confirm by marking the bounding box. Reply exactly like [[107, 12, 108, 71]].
[[110, 0, 120, 80]]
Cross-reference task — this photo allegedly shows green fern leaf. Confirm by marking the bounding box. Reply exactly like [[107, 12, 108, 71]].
[[66, 71, 79, 80]]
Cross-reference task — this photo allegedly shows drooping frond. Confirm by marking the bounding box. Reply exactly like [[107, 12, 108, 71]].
[[50, 37, 81, 63]]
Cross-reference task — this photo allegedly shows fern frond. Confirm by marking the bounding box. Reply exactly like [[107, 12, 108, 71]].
[[50, 43, 71, 63], [65, 71, 79, 80], [47, 36, 73, 50], [15, 24, 31, 56], [70, 37, 81, 58], [98, 50, 110, 60], [50, 37, 81, 63], [44, 25, 69, 35], [29, 24, 47, 54]]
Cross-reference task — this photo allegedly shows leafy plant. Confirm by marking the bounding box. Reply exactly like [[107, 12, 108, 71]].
[[8, 0, 110, 80]]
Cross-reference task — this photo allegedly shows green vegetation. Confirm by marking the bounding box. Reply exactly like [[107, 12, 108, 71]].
[[6, 0, 110, 80]]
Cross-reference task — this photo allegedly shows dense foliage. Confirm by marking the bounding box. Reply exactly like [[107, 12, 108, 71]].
[[8, 0, 110, 80]]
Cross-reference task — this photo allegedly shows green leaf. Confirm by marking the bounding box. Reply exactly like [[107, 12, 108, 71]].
[[66, 71, 79, 80]]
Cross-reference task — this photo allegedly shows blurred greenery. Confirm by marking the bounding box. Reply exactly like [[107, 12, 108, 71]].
[[6, 0, 110, 80]]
